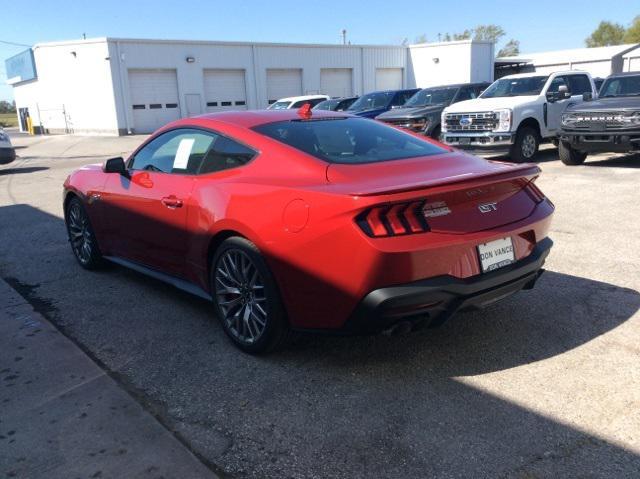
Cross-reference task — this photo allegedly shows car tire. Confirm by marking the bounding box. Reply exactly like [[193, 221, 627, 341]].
[[558, 141, 587, 166], [510, 126, 540, 163], [65, 196, 104, 270], [211, 237, 290, 354]]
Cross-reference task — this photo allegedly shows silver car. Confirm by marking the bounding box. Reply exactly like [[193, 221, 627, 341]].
[[0, 128, 16, 165]]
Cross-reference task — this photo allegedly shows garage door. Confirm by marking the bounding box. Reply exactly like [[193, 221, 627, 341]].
[[128, 69, 181, 134], [266, 69, 302, 105], [375, 68, 403, 90], [203, 69, 247, 112], [320, 68, 353, 97]]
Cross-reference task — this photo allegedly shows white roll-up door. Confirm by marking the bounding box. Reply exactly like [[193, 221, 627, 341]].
[[203, 69, 247, 112], [375, 68, 403, 90], [266, 69, 303, 105], [128, 69, 181, 134], [320, 68, 353, 97]]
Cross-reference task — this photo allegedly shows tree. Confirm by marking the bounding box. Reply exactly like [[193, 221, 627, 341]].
[[497, 39, 520, 57], [585, 21, 626, 47], [0, 100, 16, 114], [624, 15, 640, 43], [473, 24, 505, 43], [453, 30, 472, 41], [414, 34, 428, 44]]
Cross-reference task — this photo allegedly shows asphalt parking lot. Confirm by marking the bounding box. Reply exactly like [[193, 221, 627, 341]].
[[1, 130, 639, 478]]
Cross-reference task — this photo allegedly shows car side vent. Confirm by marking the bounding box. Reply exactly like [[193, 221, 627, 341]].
[[356, 200, 429, 237]]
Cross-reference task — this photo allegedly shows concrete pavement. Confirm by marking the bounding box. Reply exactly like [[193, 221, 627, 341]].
[[0, 277, 217, 479]]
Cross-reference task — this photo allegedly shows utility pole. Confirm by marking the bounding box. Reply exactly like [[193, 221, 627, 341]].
[[341, 29, 347, 45], [82, 33, 86, 40]]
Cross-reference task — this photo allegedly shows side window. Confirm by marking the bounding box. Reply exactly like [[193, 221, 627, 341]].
[[455, 87, 477, 101], [475, 85, 487, 97], [130, 129, 218, 174], [307, 98, 325, 107], [566, 75, 592, 95], [392, 91, 414, 106], [547, 76, 569, 94], [199, 136, 257, 175], [291, 100, 309, 108]]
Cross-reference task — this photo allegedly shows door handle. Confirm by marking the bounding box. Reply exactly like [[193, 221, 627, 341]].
[[161, 196, 183, 209]]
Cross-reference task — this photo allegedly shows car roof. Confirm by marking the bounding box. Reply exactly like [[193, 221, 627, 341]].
[[175, 109, 352, 129], [363, 88, 419, 94], [605, 71, 640, 79], [275, 94, 329, 102], [499, 70, 589, 80], [419, 82, 489, 89]]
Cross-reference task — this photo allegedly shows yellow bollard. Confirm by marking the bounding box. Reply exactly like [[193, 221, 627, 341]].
[[27, 116, 33, 135]]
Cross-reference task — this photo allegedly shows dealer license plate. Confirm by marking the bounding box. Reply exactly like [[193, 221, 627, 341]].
[[477, 237, 515, 273]]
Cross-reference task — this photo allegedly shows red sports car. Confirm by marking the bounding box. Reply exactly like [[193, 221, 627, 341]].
[[63, 108, 554, 353]]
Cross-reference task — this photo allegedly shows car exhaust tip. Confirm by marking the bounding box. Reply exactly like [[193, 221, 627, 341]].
[[382, 320, 414, 336]]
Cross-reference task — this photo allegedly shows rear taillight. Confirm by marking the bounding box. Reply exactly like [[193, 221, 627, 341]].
[[525, 180, 546, 204], [356, 200, 430, 237]]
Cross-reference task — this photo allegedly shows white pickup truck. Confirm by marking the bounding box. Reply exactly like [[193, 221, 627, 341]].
[[441, 71, 597, 162]]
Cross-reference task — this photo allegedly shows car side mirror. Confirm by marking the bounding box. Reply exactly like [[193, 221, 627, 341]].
[[583, 92, 593, 101], [103, 157, 127, 175], [545, 91, 558, 103], [558, 85, 571, 99]]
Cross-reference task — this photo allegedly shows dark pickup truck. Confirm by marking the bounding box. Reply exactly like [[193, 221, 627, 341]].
[[375, 82, 489, 139], [559, 72, 640, 165]]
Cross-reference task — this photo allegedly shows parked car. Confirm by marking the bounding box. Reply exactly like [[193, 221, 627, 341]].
[[63, 109, 554, 353], [312, 96, 359, 112], [346, 89, 420, 118], [442, 71, 597, 162], [0, 128, 16, 165], [558, 72, 640, 165], [376, 82, 490, 139], [267, 95, 329, 110]]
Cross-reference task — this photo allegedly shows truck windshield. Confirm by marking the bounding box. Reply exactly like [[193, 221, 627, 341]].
[[268, 101, 292, 110], [347, 92, 394, 112], [253, 117, 446, 164], [481, 76, 549, 98], [404, 87, 458, 107], [599, 75, 640, 97]]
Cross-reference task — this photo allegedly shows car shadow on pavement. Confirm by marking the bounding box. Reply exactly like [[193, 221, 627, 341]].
[[1, 203, 639, 478], [0, 166, 49, 175], [584, 152, 640, 168]]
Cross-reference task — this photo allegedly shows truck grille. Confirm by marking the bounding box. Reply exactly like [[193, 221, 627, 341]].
[[564, 111, 633, 130], [445, 112, 497, 132]]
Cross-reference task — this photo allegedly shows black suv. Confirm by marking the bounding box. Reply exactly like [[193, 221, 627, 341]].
[[559, 72, 640, 165], [375, 82, 490, 139]]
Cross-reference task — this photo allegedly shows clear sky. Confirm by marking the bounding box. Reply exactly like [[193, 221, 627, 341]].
[[1, 0, 638, 101]]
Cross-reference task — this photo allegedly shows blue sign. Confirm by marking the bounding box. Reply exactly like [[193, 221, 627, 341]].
[[5, 49, 37, 84]]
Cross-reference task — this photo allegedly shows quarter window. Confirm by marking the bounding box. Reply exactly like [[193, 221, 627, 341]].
[[130, 129, 218, 174], [199, 136, 257, 174]]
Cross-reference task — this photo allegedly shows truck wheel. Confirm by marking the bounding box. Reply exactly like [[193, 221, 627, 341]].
[[559, 141, 587, 165], [510, 127, 540, 163]]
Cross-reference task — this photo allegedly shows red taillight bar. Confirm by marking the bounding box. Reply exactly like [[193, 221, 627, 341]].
[[356, 200, 430, 237]]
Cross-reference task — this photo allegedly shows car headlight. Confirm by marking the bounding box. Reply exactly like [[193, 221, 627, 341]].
[[562, 113, 577, 127], [410, 118, 429, 130], [630, 111, 640, 125], [494, 109, 512, 132], [0, 131, 8, 142]]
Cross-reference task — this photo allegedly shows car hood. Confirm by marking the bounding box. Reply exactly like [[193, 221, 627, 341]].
[[567, 96, 640, 112], [376, 104, 445, 120], [350, 107, 388, 118], [445, 96, 538, 113]]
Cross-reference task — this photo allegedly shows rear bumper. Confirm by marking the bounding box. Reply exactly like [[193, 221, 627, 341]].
[[343, 237, 552, 333], [442, 132, 514, 155], [0, 147, 16, 165], [560, 131, 640, 153]]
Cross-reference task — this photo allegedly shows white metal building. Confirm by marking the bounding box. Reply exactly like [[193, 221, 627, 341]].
[[495, 43, 640, 79], [6, 37, 495, 135]]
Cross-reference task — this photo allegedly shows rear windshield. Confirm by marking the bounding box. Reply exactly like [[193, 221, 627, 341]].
[[312, 99, 339, 111], [252, 117, 447, 164], [268, 101, 292, 110]]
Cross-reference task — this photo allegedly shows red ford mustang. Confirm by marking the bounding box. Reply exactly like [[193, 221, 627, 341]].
[[63, 108, 554, 353]]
